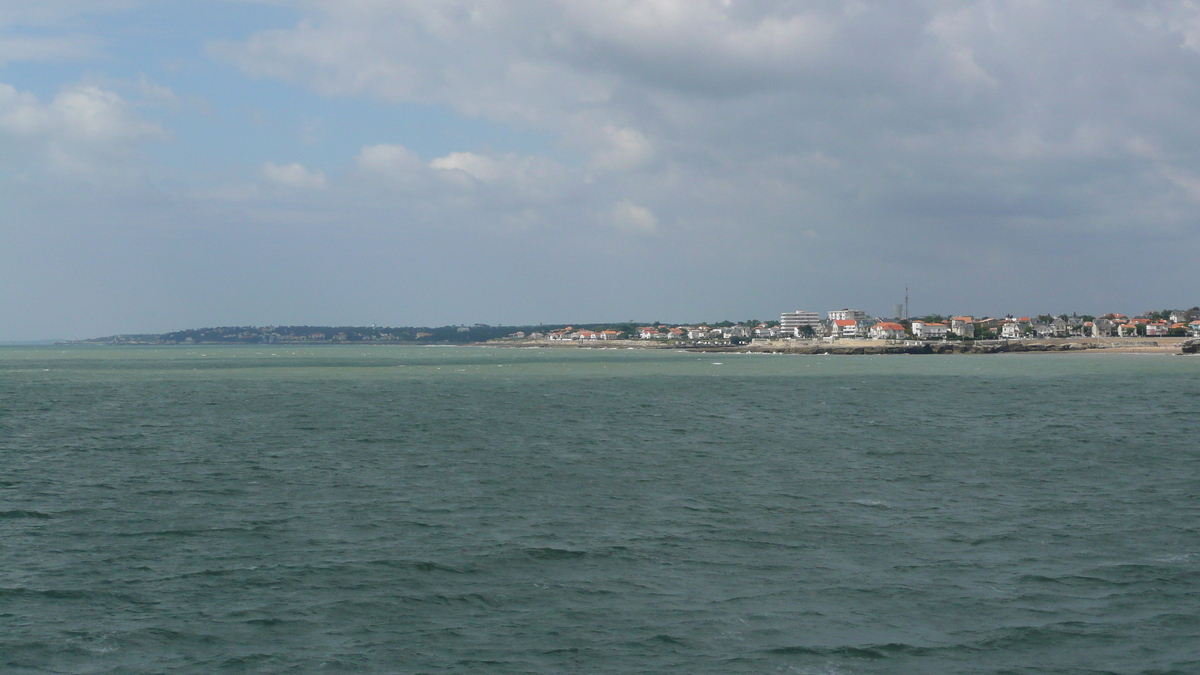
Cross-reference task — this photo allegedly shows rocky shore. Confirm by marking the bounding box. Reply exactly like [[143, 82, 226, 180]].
[[495, 337, 1200, 355], [694, 338, 1200, 355]]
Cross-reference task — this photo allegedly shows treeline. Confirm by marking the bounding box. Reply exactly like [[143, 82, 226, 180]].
[[148, 323, 642, 344]]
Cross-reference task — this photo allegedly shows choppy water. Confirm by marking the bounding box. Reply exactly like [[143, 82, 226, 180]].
[[2, 345, 1198, 674]]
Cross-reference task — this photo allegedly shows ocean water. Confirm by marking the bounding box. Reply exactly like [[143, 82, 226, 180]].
[[2, 345, 1198, 674]]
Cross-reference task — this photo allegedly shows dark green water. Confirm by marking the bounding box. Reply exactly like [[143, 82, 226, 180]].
[[2, 345, 1198, 674]]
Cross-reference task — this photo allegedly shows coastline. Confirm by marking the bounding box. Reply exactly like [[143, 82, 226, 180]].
[[487, 337, 1198, 355]]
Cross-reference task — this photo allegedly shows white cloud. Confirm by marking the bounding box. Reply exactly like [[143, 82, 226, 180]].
[[924, 6, 1000, 88], [607, 199, 659, 236], [261, 161, 327, 189], [430, 151, 503, 183], [355, 142, 426, 179], [209, 1, 838, 171], [0, 80, 167, 174], [428, 149, 573, 201], [584, 123, 655, 172]]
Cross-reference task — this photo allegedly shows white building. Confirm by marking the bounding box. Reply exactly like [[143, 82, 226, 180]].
[[780, 311, 821, 333], [828, 309, 869, 322], [1145, 322, 1170, 337], [950, 317, 975, 338], [911, 321, 948, 339]]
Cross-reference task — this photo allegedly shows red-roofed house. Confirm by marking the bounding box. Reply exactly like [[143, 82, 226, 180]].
[[869, 322, 907, 339], [1118, 323, 1140, 337], [833, 319, 861, 338]]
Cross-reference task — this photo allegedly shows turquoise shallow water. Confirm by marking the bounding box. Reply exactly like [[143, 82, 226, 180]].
[[2, 345, 1199, 674]]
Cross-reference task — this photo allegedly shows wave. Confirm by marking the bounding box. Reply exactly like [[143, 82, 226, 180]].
[[769, 642, 936, 659], [0, 510, 53, 519], [524, 547, 587, 560]]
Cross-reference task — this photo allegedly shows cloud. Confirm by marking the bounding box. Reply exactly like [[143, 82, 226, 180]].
[[202, 2, 1200, 250], [355, 142, 426, 181], [0, 80, 167, 174], [583, 123, 655, 172], [261, 161, 326, 189], [13, 1, 1200, 342], [607, 199, 659, 236], [430, 151, 503, 183]]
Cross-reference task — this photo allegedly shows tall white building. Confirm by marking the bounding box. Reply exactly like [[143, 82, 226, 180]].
[[827, 309, 868, 322], [780, 311, 821, 333]]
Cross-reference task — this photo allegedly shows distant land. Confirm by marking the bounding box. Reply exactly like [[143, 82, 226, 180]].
[[52, 304, 1200, 357], [60, 324, 641, 345]]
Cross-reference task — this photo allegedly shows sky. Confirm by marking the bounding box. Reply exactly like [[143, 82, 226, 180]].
[[3, 1, 1200, 340]]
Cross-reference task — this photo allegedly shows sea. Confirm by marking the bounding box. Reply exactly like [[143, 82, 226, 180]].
[[2, 345, 1198, 674]]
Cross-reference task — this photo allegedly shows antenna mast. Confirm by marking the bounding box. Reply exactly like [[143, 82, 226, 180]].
[[905, 286, 909, 320]]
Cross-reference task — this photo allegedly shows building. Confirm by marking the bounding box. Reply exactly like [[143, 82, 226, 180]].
[[869, 322, 907, 339], [828, 309, 868, 322], [1145, 322, 1169, 337], [832, 319, 862, 338], [1092, 318, 1114, 337], [911, 321, 948, 339], [999, 321, 1024, 339], [950, 317, 975, 338], [780, 311, 821, 333]]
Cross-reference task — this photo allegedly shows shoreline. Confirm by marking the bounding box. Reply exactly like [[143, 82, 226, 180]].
[[487, 337, 1199, 355], [34, 337, 1200, 355]]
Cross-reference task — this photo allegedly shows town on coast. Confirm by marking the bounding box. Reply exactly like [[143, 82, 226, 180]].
[[66, 306, 1200, 355], [499, 308, 1200, 355]]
